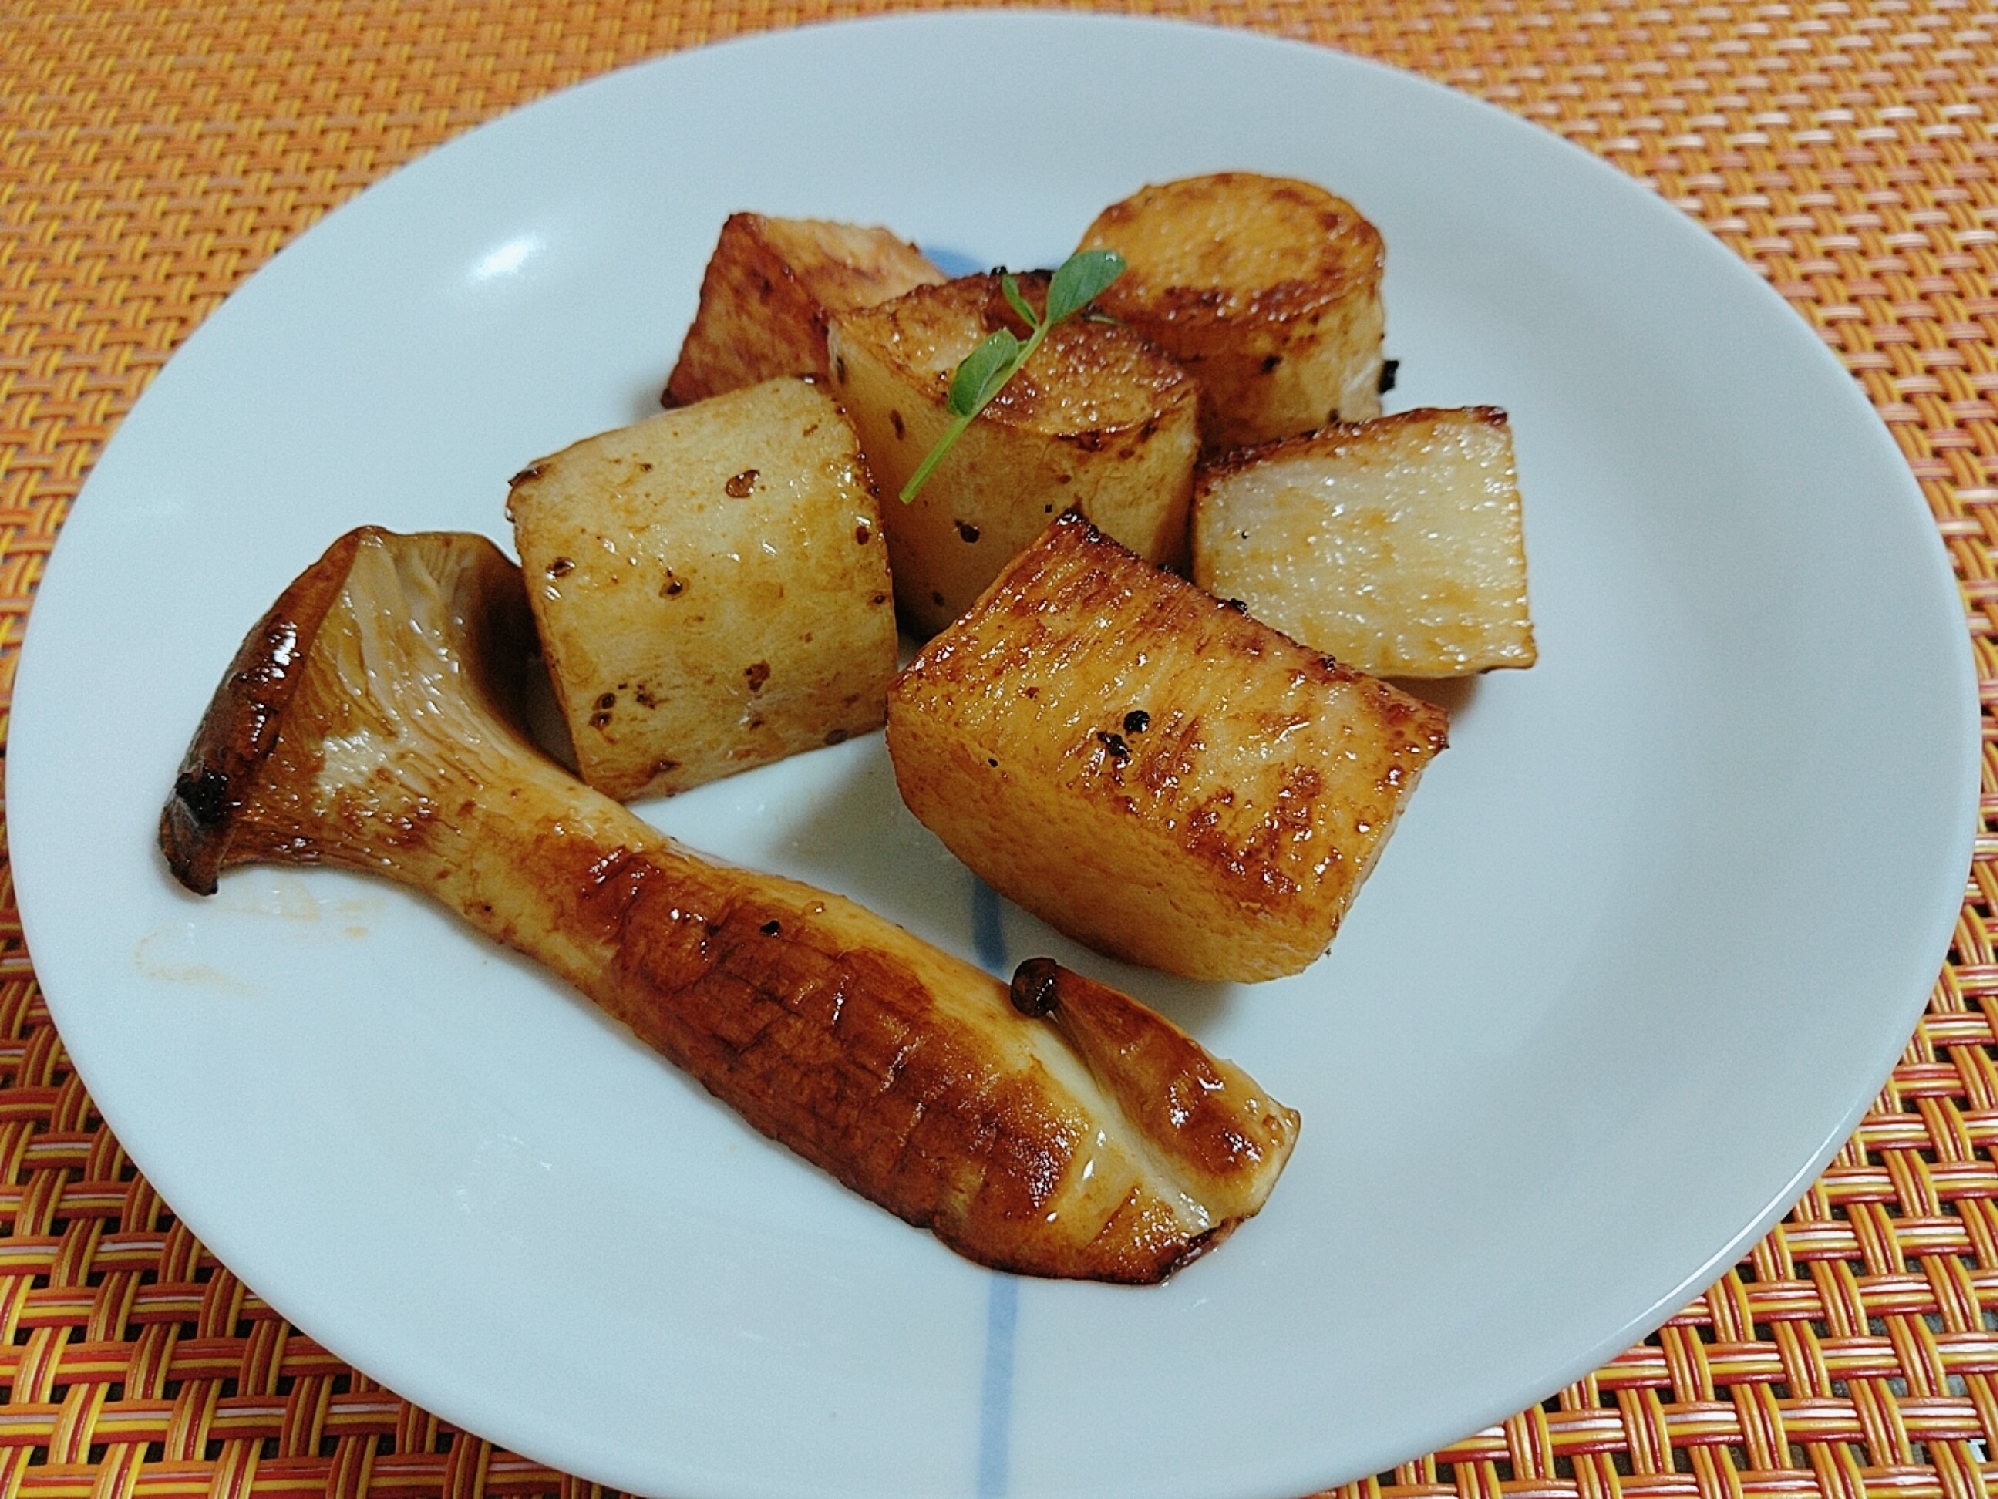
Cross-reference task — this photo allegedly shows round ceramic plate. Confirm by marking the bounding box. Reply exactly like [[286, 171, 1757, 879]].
[[6, 14, 1978, 1499]]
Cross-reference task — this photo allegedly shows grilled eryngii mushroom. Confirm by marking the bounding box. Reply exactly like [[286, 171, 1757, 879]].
[[828, 271, 1200, 637], [1078, 173, 1387, 450], [1194, 407, 1537, 677], [664, 214, 947, 407], [159, 527, 1299, 1283], [888, 513, 1449, 982], [509, 378, 898, 801]]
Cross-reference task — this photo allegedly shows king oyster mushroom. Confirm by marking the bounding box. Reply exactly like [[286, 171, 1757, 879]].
[[159, 527, 1299, 1283]]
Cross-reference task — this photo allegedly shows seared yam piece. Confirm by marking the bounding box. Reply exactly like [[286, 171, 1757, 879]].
[[1078, 173, 1386, 449], [827, 271, 1200, 637], [508, 378, 896, 800], [664, 214, 946, 406], [887, 512, 1448, 982], [159, 527, 1299, 1282], [1194, 407, 1537, 677]]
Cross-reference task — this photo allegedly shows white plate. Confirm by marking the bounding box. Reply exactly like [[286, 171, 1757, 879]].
[[6, 13, 1978, 1499]]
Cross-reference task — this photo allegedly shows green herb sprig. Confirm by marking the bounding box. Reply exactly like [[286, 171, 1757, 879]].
[[898, 248, 1127, 504]]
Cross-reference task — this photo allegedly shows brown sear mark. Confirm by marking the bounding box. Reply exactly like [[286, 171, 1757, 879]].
[[745, 662, 771, 691], [725, 470, 759, 498]]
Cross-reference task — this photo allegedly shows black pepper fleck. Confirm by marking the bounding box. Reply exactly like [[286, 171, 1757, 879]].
[[1123, 709, 1150, 735]]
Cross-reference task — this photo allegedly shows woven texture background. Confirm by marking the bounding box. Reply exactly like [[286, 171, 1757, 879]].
[[2, 2, 1994, 1497]]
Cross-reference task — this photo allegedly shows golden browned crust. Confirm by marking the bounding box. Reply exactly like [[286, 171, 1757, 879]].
[[887, 511, 1448, 980], [159, 528, 367, 895], [1081, 174, 1383, 337], [1011, 958, 1298, 1220], [832, 271, 1196, 439], [1078, 173, 1388, 447], [665, 214, 946, 407], [1196, 405, 1511, 480], [583, 850, 1273, 1282]]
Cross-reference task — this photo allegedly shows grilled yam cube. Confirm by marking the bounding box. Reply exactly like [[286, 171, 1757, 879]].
[[664, 214, 946, 406], [509, 377, 897, 800], [1078, 173, 1386, 449], [827, 271, 1200, 637], [1194, 407, 1536, 678], [887, 513, 1448, 982]]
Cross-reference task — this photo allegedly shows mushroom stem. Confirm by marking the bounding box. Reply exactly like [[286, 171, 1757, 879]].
[[161, 528, 1299, 1283]]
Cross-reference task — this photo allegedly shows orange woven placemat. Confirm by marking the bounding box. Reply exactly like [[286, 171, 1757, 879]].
[[2, 3, 1993, 1497]]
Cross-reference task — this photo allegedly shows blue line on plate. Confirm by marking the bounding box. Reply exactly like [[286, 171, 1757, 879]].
[[922, 244, 987, 279], [973, 877, 1008, 978], [978, 1273, 1020, 1499], [972, 878, 1017, 1498]]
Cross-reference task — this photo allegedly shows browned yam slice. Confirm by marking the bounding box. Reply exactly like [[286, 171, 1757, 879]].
[[1078, 172, 1386, 449], [509, 378, 897, 801], [1194, 406, 1537, 678], [664, 214, 946, 406], [887, 512, 1448, 982], [828, 271, 1199, 637]]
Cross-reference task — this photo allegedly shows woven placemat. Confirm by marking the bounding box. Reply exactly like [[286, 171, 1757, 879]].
[[2, 3, 1993, 1496]]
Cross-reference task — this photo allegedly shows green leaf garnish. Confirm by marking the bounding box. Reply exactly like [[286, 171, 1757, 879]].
[[948, 329, 1023, 417], [999, 273, 1038, 331], [899, 249, 1126, 504], [1045, 248, 1125, 324]]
